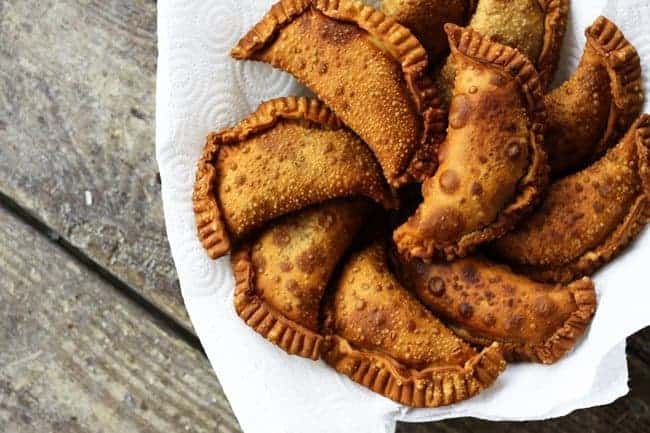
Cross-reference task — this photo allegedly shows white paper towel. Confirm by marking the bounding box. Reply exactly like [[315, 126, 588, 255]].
[[156, 1, 650, 431]]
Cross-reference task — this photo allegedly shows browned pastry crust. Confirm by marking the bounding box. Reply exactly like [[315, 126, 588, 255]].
[[492, 114, 650, 283], [193, 97, 396, 259], [435, 0, 569, 104], [399, 256, 598, 364], [394, 24, 548, 261], [231, 0, 447, 188], [380, 0, 472, 61], [545, 16, 644, 175], [322, 242, 505, 407], [232, 199, 370, 360]]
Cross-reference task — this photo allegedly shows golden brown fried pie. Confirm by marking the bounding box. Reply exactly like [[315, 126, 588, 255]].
[[193, 97, 396, 259], [493, 114, 650, 283], [545, 16, 644, 175], [394, 25, 548, 261], [399, 256, 597, 364], [232, 0, 446, 187], [322, 242, 505, 407], [435, 0, 569, 103], [380, 0, 473, 60], [232, 199, 370, 360]]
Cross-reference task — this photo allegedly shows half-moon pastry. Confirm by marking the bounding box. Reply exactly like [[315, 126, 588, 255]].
[[394, 25, 548, 261], [232, 0, 446, 188], [232, 199, 371, 360], [193, 97, 396, 259], [380, 0, 473, 61], [435, 0, 569, 103], [492, 114, 650, 283], [322, 241, 505, 407], [545, 16, 644, 175], [399, 256, 597, 364]]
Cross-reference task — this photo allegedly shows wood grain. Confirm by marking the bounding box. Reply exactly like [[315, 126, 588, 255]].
[[0, 0, 189, 327], [0, 206, 241, 433]]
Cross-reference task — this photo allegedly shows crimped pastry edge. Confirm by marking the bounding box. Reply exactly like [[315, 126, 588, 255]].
[[584, 15, 645, 158], [232, 246, 324, 360], [537, 0, 570, 89], [450, 277, 597, 364], [322, 336, 505, 407]]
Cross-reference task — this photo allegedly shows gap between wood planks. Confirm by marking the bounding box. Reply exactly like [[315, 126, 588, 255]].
[[0, 188, 203, 354], [2, 186, 650, 368]]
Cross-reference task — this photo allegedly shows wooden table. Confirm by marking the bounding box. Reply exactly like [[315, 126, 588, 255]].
[[1, 1, 649, 432]]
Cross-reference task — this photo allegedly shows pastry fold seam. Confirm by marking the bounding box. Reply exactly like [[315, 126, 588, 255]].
[[537, 0, 570, 88], [585, 16, 644, 158], [193, 132, 230, 259], [232, 246, 324, 360], [322, 336, 505, 408]]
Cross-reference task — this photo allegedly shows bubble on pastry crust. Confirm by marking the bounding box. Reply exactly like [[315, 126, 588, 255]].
[[272, 228, 291, 246], [461, 264, 480, 284], [421, 207, 466, 241], [533, 296, 556, 318], [490, 74, 508, 87], [296, 246, 326, 274], [235, 174, 247, 186], [406, 319, 417, 331], [317, 211, 336, 228], [439, 169, 461, 194], [482, 313, 497, 327], [597, 182, 612, 198], [470, 181, 483, 196], [458, 302, 474, 319], [506, 314, 525, 332], [592, 202, 605, 213], [449, 94, 471, 129], [428, 277, 446, 297], [506, 139, 524, 160], [285, 279, 299, 293], [280, 261, 293, 272]]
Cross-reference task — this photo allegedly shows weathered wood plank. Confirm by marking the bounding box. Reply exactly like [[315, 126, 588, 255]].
[[627, 328, 650, 365], [0, 206, 242, 433], [0, 0, 189, 327]]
